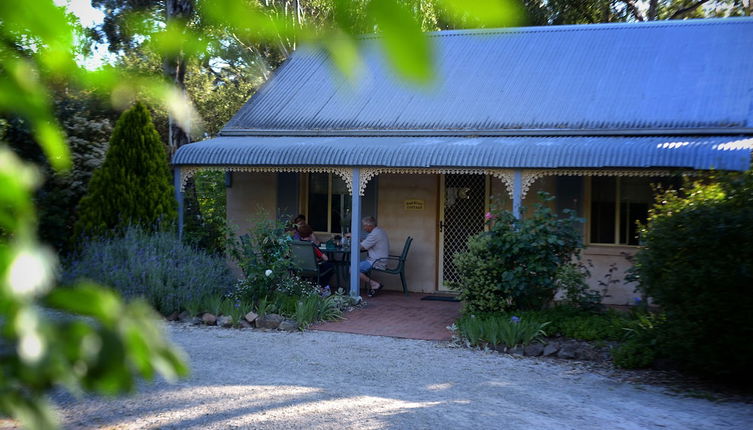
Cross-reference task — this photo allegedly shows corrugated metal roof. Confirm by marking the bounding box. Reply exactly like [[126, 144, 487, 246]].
[[222, 18, 753, 135], [173, 136, 753, 171]]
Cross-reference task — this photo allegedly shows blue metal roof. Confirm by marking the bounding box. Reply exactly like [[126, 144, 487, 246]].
[[222, 18, 753, 135], [172, 136, 753, 171]]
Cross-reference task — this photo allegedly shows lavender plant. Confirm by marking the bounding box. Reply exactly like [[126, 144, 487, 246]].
[[63, 225, 234, 315]]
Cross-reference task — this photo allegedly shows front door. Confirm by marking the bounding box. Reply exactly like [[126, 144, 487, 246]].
[[438, 174, 487, 290]]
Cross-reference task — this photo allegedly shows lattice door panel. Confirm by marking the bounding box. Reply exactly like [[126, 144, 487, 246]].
[[441, 174, 486, 286]]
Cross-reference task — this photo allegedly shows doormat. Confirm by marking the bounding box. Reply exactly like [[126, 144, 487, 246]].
[[421, 296, 460, 302]]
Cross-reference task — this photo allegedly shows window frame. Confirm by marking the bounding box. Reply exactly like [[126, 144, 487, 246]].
[[585, 176, 651, 247], [302, 172, 349, 235]]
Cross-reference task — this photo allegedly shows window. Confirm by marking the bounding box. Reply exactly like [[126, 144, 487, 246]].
[[589, 176, 676, 246], [306, 173, 352, 234]]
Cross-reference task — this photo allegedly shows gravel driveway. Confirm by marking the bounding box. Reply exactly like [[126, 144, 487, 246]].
[[54, 324, 753, 429]]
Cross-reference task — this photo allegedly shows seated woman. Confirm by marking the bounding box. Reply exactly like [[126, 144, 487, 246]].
[[297, 223, 332, 286], [291, 214, 319, 244]]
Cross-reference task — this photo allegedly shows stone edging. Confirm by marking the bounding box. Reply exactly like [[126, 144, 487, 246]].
[[472, 338, 617, 363]]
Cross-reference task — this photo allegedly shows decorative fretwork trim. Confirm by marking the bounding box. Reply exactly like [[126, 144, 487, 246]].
[[178, 166, 689, 198], [359, 167, 687, 198], [357, 167, 514, 196], [514, 169, 684, 199], [179, 166, 354, 194]]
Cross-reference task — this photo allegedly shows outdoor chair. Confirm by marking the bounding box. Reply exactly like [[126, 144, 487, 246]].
[[367, 236, 413, 296], [290, 240, 333, 286]]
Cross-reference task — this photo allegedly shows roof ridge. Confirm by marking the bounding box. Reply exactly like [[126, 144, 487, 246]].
[[356, 17, 753, 41]]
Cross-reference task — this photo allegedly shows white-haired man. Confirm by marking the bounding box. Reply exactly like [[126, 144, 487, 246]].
[[347, 216, 389, 296]]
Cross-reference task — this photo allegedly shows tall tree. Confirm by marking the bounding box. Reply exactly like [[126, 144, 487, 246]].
[[164, 0, 195, 155], [75, 101, 176, 239], [2, 86, 116, 253]]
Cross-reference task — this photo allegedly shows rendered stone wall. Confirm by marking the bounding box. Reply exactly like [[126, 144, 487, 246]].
[[226, 172, 277, 235], [582, 245, 638, 305], [375, 174, 439, 294]]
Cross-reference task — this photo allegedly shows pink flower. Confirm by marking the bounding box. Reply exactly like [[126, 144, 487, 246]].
[[485, 212, 494, 220]]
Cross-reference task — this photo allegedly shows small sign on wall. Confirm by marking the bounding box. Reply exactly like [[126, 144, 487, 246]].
[[404, 199, 425, 211]]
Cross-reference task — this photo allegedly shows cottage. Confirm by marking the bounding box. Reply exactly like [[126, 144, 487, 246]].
[[173, 18, 753, 304]]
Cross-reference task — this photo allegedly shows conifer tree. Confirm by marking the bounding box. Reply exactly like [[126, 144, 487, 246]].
[[75, 102, 176, 239]]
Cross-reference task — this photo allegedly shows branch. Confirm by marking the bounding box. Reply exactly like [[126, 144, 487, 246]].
[[647, 0, 659, 20], [230, 32, 271, 80], [669, 0, 711, 20], [620, 0, 645, 21]]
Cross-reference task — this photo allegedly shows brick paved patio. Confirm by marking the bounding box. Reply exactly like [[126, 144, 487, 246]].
[[311, 291, 461, 341]]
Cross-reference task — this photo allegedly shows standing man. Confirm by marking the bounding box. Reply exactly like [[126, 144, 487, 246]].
[[347, 216, 389, 296]]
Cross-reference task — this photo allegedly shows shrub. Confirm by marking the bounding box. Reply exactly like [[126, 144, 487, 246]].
[[613, 311, 663, 369], [63, 225, 234, 314], [74, 102, 176, 240], [613, 339, 656, 369], [554, 311, 631, 341], [184, 170, 229, 255], [451, 193, 584, 313], [632, 171, 753, 383], [227, 212, 298, 302], [556, 263, 602, 311]]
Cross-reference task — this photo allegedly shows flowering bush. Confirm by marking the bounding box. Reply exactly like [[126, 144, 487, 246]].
[[227, 212, 328, 304], [63, 225, 234, 314], [227, 213, 297, 301], [452, 193, 584, 313]]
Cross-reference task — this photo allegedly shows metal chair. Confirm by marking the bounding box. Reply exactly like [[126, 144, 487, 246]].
[[290, 240, 333, 285], [368, 236, 413, 296]]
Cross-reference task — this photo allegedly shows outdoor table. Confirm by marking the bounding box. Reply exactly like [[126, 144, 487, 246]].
[[319, 245, 351, 291]]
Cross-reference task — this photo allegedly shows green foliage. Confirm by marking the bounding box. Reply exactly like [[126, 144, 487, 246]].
[[254, 295, 273, 318], [295, 295, 343, 329], [1, 3, 190, 426], [556, 262, 602, 311], [74, 102, 176, 240], [273, 293, 299, 316], [2, 88, 115, 254], [467, 306, 640, 342], [554, 311, 631, 341], [218, 297, 252, 326], [451, 193, 584, 313], [183, 170, 229, 254], [457, 314, 549, 348], [63, 225, 234, 315], [632, 171, 753, 383], [226, 213, 301, 302], [201, 295, 224, 317], [612, 339, 657, 369], [613, 311, 663, 369], [294, 296, 321, 329]]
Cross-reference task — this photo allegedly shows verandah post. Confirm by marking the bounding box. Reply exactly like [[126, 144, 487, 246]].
[[512, 169, 522, 219], [174, 167, 185, 240], [349, 167, 362, 300]]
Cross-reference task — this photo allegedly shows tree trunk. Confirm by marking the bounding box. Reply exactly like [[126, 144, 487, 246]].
[[164, 0, 195, 156], [165, 0, 202, 243], [647, 0, 659, 20]]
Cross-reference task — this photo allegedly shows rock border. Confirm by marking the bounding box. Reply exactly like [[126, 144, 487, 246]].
[[468, 337, 618, 363], [171, 311, 300, 332]]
